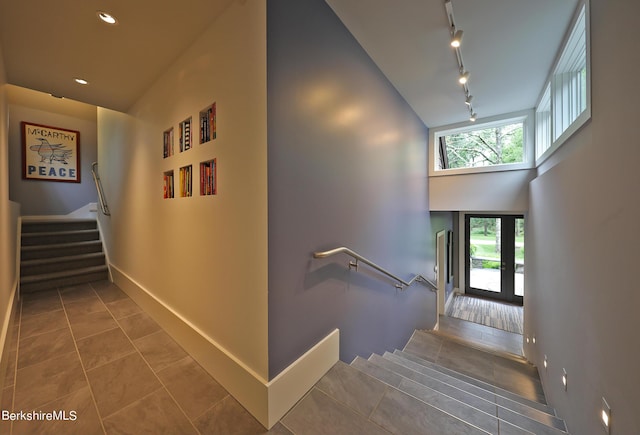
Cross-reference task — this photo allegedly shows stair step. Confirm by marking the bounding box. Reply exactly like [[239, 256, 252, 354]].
[[361, 355, 567, 435], [21, 218, 97, 233], [405, 330, 546, 404], [21, 252, 106, 277], [285, 361, 490, 435], [394, 350, 556, 416], [21, 229, 100, 246], [20, 265, 109, 293], [353, 357, 534, 435], [21, 240, 103, 260], [386, 352, 567, 431]]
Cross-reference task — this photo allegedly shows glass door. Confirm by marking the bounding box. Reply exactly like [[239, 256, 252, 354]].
[[465, 215, 523, 304]]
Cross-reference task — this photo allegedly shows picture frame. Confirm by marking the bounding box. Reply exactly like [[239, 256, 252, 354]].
[[22, 121, 80, 183]]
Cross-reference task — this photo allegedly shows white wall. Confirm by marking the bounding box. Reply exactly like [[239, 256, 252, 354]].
[[525, 0, 640, 433], [429, 169, 535, 212], [0, 38, 21, 393], [97, 0, 269, 409]]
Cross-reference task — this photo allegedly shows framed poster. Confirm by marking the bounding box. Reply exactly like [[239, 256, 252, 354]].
[[22, 122, 80, 183]]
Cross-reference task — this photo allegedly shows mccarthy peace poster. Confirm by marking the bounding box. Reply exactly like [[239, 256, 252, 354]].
[[22, 122, 80, 182]]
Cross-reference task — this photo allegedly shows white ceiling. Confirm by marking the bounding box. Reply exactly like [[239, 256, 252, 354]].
[[0, 0, 578, 127], [326, 0, 578, 127], [0, 0, 234, 112]]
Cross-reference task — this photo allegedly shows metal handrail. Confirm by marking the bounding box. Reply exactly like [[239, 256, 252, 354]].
[[91, 162, 110, 216], [313, 246, 437, 292]]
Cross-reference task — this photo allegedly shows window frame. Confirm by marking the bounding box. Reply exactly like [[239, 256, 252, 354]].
[[429, 110, 535, 177], [535, 0, 591, 165]]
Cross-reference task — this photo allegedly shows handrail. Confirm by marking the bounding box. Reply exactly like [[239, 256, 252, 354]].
[[91, 162, 110, 216], [313, 246, 437, 292]]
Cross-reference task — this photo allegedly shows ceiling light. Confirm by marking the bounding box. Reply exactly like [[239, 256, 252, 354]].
[[451, 30, 463, 48], [74, 78, 89, 85], [543, 355, 548, 370], [601, 397, 611, 433], [532, 336, 536, 344], [465, 95, 473, 105], [469, 112, 477, 122], [562, 368, 568, 391], [97, 11, 118, 25], [459, 71, 470, 85]]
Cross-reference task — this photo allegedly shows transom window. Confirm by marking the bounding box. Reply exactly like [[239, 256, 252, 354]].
[[431, 112, 533, 176], [535, 0, 590, 163]]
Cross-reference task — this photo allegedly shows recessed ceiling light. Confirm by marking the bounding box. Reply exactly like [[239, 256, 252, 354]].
[[97, 11, 118, 25], [74, 78, 89, 85]]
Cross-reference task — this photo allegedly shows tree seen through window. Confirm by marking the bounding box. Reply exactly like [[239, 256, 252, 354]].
[[441, 122, 524, 170]]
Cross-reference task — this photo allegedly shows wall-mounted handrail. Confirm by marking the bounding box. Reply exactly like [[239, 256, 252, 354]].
[[313, 246, 437, 292], [91, 162, 110, 216]]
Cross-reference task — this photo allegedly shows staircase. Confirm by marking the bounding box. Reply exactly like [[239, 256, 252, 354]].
[[281, 330, 568, 434], [20, 219, 109, 293]]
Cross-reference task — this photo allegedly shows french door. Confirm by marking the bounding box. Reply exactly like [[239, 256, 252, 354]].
[[465, 215, 524, 305]]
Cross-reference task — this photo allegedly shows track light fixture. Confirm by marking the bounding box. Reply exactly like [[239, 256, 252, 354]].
[[458, 71, 469, 84], [451, 30, 463, 48], [444, 0, 477, 121]]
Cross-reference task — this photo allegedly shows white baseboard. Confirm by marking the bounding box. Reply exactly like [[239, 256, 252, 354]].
[[444, 288, 459, 314], [110, 265, 338, 429], [0, 281, 19, 393], [267, 328, 339, 425]]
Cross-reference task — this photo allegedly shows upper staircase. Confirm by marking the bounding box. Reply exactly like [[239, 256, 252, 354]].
[[280, 330, 568, 434], [19, 219, 109, 293]]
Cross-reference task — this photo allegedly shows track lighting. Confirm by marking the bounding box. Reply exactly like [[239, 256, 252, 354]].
[[444, 0, 477, 121], [451, 30, 463, 48], [601, 397, 611, 433]]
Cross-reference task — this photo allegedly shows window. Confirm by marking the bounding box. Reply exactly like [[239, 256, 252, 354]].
[[535, 1, 590, 162], [431, 112, 533, 176]]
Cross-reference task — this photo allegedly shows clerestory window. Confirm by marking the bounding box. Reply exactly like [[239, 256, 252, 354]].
[[431, 111, 533, 176], [535, 0, 590, 163]]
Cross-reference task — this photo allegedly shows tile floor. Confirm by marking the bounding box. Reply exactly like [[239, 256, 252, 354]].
[[437, 314, 524, 356], [1, 281, 290, 435]]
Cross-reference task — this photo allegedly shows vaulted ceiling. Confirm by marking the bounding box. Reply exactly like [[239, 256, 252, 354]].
[[0, 0, 578, 127]]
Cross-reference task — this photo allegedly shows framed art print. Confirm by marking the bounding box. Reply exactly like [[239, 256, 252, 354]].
[[22, 121, 80, 183]]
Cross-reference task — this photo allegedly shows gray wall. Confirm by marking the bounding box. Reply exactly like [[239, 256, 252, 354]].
[[8, 100, 97, 215], [267, 0, 447, 377], [525, 0, 640, 433]]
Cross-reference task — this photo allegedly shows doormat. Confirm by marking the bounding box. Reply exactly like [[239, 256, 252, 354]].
[[446, 294, 523, 335]]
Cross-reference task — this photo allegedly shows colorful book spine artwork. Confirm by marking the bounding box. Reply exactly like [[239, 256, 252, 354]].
[[200, 159, 216, 196]]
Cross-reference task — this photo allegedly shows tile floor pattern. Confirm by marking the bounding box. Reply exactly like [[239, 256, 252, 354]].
[[1, 281, 292, 435], [1, 281, 539, 435], [437, 315, 524, 357]]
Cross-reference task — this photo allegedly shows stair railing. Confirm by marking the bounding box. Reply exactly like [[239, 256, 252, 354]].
[[313, 246, 438, 292], [91, 162, 111, 216]]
